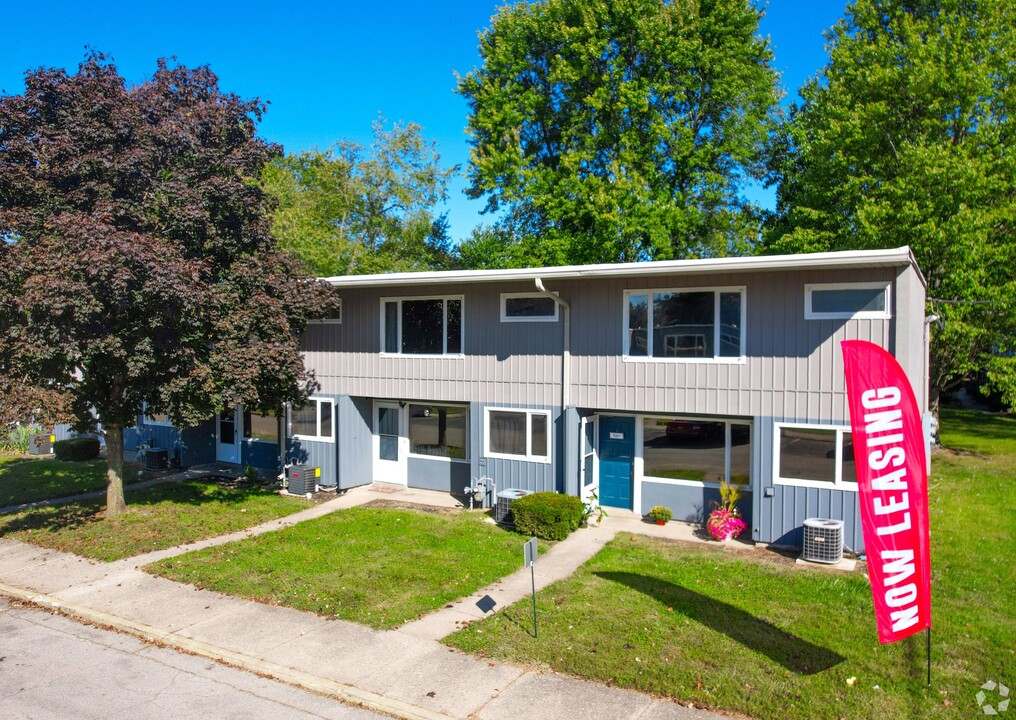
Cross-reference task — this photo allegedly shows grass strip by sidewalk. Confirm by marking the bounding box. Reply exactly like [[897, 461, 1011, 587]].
[[147, 505, 533, 630], [445, 408, 1015, 720], [0, 480, 310, 561], [0, 456, 140, 507]]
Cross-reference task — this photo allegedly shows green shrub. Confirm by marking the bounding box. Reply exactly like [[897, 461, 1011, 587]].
[[511, 491, 584, 541], [53, 437, 101, 461]]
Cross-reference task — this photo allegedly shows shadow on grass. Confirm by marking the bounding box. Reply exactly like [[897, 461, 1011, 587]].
[[0, 481, 282, 537], [595, 571, 844, 675]]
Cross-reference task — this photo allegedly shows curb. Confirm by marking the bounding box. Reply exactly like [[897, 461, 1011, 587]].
[[0, 581, 456, 720]]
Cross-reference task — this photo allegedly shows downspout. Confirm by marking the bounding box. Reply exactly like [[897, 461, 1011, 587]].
[[534, 278, 570, 408]]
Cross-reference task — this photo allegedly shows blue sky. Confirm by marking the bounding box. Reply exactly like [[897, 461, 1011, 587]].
[[1, 0, 846, 243]]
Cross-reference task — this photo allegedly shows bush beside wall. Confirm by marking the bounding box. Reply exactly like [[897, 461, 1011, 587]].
[[511, 492, 584, 541], [53, 437, 101, 461]]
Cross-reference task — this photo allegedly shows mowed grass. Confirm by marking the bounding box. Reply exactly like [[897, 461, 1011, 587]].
[[147, 505, 532, 630], [0, 456, 139, 507], [446, 408, 1015, 720], [0, 480, 310, 561]]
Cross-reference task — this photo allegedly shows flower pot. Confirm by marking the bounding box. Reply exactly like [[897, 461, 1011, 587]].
[[656, 520, 666, 526]]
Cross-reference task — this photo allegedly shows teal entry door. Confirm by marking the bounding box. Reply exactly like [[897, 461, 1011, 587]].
[[599, 416, 635, 509]]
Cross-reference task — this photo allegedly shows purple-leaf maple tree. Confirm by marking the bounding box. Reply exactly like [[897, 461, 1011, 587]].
[[0, 52, 338, 515]]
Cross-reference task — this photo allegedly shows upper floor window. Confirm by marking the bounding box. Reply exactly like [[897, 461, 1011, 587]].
[[500, 293, 558, 322], [624, 287, 745, 361], [381, 296, 463, 356], [805, 282, 890, 320], [309, 300, 342, 324]]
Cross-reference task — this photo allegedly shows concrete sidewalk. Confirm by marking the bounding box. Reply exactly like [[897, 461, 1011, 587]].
[[0, 496, 736, 720]]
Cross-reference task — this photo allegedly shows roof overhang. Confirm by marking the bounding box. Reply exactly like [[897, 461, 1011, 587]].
[[322, 247, 919, 288]]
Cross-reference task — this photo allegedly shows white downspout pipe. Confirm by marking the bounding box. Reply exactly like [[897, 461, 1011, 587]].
[[534, 278, 570, 408]]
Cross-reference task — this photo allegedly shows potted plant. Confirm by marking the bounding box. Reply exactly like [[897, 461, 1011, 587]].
[[706, 480, 747, 541], [647, 505, 672, 526]]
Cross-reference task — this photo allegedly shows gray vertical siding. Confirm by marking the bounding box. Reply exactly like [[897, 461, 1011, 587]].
[[287, 394, 340, 487], [469, 401, 560, 498], [754, 416, 864, 552], [407, 457, 471, 493], [640, 482, 753, 528], [336, 395, 372, 490]]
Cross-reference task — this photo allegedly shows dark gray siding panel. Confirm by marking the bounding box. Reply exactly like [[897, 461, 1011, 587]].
[[407, 457, 470, 493], [336, 395, 372, 490], [641, 481, 753, 528], [180, 420, 216, 466], [755, 415, 864, 552], [470, 401, 559, 496]]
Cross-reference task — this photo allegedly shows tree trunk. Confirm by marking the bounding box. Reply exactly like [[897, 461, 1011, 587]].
[[105, 424, 127, 517]]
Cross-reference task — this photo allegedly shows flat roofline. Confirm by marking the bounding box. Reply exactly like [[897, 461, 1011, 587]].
[[322, 247, 919, 288]]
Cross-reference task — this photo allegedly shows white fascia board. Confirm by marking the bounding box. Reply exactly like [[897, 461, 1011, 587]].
[[321, 247, 915, 288]]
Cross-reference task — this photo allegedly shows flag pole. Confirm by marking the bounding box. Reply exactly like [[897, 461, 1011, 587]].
[[926, 626, 931, 687]]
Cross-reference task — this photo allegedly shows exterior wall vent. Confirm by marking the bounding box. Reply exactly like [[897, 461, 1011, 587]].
[[801, 518, 844, 564], [495, 488, 533, 526]]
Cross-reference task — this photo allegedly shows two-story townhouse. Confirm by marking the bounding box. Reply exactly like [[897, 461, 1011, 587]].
[[127, 246, 927, 553]]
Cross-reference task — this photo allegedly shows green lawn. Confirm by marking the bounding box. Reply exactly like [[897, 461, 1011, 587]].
[[0, 456, 140, 507], [0, 480, 310, 561], [445, 408, 1015, 720], [147, 505, 535, 630]]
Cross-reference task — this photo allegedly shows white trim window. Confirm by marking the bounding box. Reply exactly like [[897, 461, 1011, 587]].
[[381, 296, 463, 356], [244, 410, 280, 444], [142, 402, 173, 427], [804, 282, 890, 320], [640, 416, 751, 488], [308, 300, 342, 324], [773, 423, 857, 490], [408, 403, 469, 462], [500, 293, 559, 322], [290, 398, 334, 442], [624, 286, 745, 361], [484, 408, 551, 463]]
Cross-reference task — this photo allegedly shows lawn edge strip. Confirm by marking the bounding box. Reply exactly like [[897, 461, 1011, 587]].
[[0, 580, 454, 720]]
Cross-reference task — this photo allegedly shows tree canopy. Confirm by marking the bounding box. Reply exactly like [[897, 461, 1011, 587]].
[[262, 119, 459, 276], [765, 0, 1016, 408], [456, 0, 780, 268], [0, 53, 337, 514]]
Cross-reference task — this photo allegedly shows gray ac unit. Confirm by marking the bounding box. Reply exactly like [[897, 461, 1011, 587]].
[[28, 433, 54, 456], [286, 465, 320, 495], [801, 518, 844, 564], [495, 488, 532, 526], [145, 447, 168, 471]]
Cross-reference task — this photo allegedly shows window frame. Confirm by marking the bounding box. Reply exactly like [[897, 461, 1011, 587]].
[[499, 293, 559, 323], [379, 295, 464, 357], [308, 300, 342, 325], [483, 407, 552, 464], [406, 402, 470, 463], [244, 409, 281, 445], [804, 282, 891, 320], [773, 422, 858, 491], [622, 285, 746, 363], [638, 415, 752, 489], [290, 397, 335, 443], [142, 402, 173, 427]]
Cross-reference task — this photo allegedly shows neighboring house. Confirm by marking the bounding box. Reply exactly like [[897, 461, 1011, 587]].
[[129, 246, 928, 553]]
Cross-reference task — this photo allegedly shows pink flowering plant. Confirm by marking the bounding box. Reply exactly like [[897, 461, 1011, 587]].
[[706, 480, 746, 541]]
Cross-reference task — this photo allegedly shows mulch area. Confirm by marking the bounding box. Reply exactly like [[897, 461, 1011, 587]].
[[361, 498, 464, 515]]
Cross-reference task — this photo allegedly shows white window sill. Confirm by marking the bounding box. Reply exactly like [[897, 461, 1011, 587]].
[[292, 434, 335, 444], [774, 478, 859, 492], [407, 453, 470, 464], [380, 353, 466, 359], [485, 452, 552, 465], [622, 355, 746, 365]]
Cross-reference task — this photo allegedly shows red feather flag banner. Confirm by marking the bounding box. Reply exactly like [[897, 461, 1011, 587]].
[[841, 340, 932, 644]]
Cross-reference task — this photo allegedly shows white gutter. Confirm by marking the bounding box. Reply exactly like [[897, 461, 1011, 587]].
[[533, 278, 571, 408], [322, 247, 915, 288]]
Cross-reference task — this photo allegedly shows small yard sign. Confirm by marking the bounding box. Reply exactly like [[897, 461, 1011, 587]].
[[524, 537, 538, 637]]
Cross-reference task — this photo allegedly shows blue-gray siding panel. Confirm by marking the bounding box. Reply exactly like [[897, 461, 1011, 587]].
[[754, 416, 864, 552], [336, 395, 372, 490], [640, 481, 753, 528], [407, 457, 470, 493], [242, 441, 280, 471], [469, 401, 560, 500]]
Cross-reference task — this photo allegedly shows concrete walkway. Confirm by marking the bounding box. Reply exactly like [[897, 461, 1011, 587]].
[[0, 486, 736, 720]]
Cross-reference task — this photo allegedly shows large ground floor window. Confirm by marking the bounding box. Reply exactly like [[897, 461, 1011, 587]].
[[774, 423, 857, 490], [641, 416, 751, 486], [408, 403, 468, 460]]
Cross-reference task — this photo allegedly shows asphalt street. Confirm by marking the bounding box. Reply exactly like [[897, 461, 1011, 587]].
[[0, 597, 386, 720]]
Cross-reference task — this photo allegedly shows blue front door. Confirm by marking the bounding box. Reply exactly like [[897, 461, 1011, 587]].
[[599, 416, 634, 509]]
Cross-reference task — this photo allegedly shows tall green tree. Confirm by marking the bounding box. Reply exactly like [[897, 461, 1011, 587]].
[[0, 53, 338, 515], [766, 0, 1016, 409], [263, 119, 459, 276], [456, 0, 780, 267]]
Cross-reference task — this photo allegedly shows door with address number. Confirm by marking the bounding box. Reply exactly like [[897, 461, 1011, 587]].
[[598, 416, 634, 509]]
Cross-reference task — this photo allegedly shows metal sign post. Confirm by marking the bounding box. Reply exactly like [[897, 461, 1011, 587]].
[[524, 537, 538, 638]]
